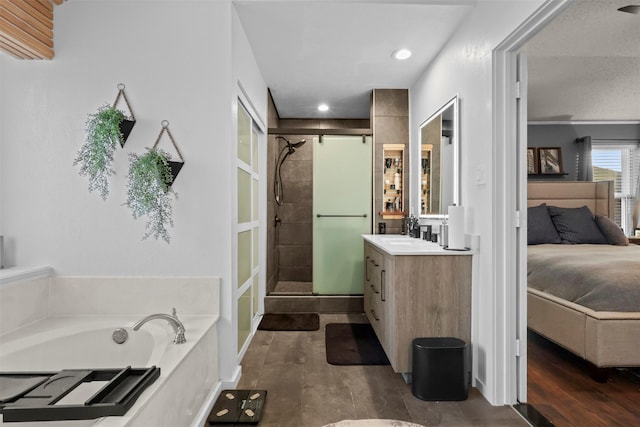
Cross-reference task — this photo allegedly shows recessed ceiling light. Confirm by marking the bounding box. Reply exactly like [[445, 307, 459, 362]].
[[392, 48, 412, 60], [318, 104, 329, 112]]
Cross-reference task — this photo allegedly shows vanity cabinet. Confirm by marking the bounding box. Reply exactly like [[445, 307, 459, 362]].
[[363, 240, 472, 374], [364, 243, 387, 345]]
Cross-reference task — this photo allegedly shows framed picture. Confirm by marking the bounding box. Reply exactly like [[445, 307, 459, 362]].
[[527, 148, 538, 174], [539, 147, 563, 174]]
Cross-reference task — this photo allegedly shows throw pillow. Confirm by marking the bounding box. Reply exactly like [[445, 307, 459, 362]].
[[547, 205, 607, 244], [527, 204, 562, 245], [594, 215, 629, 246]]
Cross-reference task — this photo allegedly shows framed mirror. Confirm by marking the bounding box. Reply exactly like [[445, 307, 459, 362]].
[[418, 96, 459, 217]]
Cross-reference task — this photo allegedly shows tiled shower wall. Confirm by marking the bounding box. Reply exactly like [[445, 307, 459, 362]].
[[266, 96, 279, 294], [275, 129, 313, 283]]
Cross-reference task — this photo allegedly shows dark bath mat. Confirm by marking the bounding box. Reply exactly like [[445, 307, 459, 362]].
[[325, 323, 390, 365], [257, 313, 319, 331]]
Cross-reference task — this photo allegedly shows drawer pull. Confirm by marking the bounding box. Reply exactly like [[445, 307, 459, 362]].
[[370, 309, 379, 321], [370, 283, 379, 294], [365, 256, 370, 281], [370, 259, 379, 267], [381, 269, 386, 301]]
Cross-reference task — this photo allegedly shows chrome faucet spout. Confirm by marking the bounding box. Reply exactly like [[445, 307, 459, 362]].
[[132, 313, 186, 344]]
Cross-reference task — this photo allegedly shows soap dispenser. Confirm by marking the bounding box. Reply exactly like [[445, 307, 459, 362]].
[[441, 218, 449, 247]]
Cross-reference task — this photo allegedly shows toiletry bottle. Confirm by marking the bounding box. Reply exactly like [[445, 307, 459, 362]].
[[394, 172, 400, 190], [441, 218, 449, 248]]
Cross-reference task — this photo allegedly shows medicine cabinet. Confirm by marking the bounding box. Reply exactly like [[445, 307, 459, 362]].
[[381, 144, 405, 219]]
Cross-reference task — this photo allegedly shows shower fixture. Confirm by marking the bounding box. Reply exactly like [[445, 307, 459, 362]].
[[274, 136, 306, 205]]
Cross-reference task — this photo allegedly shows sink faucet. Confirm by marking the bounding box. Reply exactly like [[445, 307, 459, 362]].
[[132, 309, 186, 344]]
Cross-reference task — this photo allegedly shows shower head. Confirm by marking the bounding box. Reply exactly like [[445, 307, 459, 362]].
[[276, 136, 306, 153], [291, 139, 306, 149]]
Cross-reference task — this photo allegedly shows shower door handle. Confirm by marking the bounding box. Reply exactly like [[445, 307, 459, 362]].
[[316, 214, 367, 218]]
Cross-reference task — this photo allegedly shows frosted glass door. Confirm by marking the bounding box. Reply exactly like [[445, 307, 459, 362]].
[[313, 136, 372, 295]]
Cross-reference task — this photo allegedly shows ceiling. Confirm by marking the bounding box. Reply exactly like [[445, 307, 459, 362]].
[[524, 0, 640, 121], [234, 1, 475, 119], [237, 0, 640, 121]]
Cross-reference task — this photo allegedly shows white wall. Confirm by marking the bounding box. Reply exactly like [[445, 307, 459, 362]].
[[0, 0, 271, 389], [410, 0, 545, 405], [0, 0, 232, 277]]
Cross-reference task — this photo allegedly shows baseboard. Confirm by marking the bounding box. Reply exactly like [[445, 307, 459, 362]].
[[222, 365, 242, 390], [190, 380, 223, 427]]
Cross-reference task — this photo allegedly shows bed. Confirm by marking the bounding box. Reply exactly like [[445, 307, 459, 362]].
[[527, 181, 640, 372]]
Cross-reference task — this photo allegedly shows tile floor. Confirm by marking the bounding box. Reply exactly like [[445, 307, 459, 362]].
[[221, 313, 530, 427]]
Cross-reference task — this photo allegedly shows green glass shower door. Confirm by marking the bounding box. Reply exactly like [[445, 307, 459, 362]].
[[313, 135, 372, 295]]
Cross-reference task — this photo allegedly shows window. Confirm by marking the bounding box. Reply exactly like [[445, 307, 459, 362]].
[[592, 142, 640, 235]]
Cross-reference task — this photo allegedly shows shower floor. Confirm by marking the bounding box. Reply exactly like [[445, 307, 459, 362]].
[[271, 281, 313, 296]]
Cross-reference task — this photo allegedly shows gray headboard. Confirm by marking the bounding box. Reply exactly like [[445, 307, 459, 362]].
[[527, 181, 614, 218]]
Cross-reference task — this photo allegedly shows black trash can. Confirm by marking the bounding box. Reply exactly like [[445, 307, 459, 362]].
[[411, 337, 469, 401]]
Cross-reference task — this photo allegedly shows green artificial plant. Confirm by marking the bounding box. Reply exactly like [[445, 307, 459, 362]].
[[74, 105, 126, 200], [125, 147, 177, 243]]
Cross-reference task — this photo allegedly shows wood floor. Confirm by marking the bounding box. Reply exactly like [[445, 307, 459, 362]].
[[527, 330, 640, 427], [207, 313, 530, 426]]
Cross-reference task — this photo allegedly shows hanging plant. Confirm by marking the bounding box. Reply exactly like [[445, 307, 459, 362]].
[[125, 147, 178, 243], [74, 105, 127, 199]]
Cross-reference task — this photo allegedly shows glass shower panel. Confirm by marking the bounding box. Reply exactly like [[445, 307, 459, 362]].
[[313, 136, 372, 295]]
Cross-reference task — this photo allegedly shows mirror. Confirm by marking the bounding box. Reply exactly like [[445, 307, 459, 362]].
[[419, 96, 459, 217]]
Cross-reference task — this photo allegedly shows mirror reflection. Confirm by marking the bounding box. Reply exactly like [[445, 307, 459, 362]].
[[419, 96, 458, 217]]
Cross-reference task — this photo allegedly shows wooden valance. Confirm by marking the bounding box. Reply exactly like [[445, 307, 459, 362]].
[[0, 0, 68, 60]]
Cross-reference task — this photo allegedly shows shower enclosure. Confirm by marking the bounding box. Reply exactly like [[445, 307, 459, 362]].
[[313, 135, 372, 294], [268, 134, 372, 296]]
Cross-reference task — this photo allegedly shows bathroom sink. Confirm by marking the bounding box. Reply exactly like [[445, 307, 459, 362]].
[[376, 235, 410, 241]]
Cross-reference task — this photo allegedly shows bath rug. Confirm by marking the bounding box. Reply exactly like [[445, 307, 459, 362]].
[[257, 313, 319, 331], [325, 323, 390, 365], [208, 389, 266, 424]]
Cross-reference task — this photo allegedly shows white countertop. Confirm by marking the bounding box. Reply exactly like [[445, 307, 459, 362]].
[[363, 234, 473, 256]]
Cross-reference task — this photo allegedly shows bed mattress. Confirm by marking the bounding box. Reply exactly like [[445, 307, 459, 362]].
[[528, 244, 640, 312]]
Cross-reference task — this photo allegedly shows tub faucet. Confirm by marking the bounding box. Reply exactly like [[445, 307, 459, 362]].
[[132, 310, 186, 344]]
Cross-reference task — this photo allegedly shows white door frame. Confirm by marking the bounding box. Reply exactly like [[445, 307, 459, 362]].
[[492, 0, 572, 404]]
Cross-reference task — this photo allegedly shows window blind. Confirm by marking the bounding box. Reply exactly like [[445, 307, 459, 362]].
[[592, 141, 640, 235]]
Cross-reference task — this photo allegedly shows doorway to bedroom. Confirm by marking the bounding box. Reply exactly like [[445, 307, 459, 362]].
[[516, 1, 640, 426]]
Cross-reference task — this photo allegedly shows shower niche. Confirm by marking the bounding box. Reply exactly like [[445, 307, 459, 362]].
[[381, 144, 405, 219]]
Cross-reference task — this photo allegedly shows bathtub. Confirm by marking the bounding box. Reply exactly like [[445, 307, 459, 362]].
[[0, 315, 219, 427]]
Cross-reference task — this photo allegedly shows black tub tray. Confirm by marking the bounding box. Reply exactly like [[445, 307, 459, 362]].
[[0, 366, 160, 422]]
